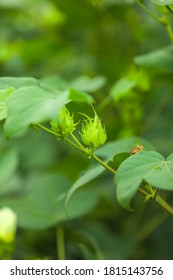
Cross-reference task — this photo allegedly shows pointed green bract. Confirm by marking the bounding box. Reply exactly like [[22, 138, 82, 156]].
[[115, 151, 173, 210], [80, 110, 107, 150]]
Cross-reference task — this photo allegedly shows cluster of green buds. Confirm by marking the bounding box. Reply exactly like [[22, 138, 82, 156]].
[[80, 109, 107, 153], [50, 106, 107, 153], [50, 107, 77, 140]]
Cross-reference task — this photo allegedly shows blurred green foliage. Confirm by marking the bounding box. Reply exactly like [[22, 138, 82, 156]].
[[0, 0, 173, 260]]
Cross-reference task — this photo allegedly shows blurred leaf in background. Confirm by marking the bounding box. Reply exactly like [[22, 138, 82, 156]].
[[0, 0, 173, 260]]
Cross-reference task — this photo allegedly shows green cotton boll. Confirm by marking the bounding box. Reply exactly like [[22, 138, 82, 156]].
[[50, 107, 76, 139], [80, 111, 107, 150]]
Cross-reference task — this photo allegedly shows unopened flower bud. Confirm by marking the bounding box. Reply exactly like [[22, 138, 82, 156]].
[[50, 107, 76, 139], [80, 110, 107, 151]]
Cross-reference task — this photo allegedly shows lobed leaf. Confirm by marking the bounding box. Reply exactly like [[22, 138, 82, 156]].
[[115, 151, 173, 210]]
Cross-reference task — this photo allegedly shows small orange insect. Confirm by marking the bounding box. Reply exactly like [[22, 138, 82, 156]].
[[130, 144, 144, 156]]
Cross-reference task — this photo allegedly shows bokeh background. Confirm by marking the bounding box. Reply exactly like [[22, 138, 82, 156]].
[[0, 0, 173, 260]]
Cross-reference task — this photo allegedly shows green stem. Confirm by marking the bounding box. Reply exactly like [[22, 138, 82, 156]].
[[70, 133, 86, 152], [56, 225, 65, 260], [65, 137, 86, 154], [166, 5, 173, 15], [138, 187, 149, 197], [70, 132, 117, 174], [136, 1, 173, 43], [135, 0, 163, 25], [92, 154, 116, 174], [69, 133, 151, 203], [36, 123, 173, 217], [165, 24, 173, 43], [156, 195, 173, 216], [35, 123, 59, 137]]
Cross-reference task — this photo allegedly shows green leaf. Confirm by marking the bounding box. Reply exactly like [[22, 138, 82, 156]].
[[0, 173, 99, 230], [101, 0, 134, 6], [4, 83, 93, 138], [110, 77, 136, 101], [0, 0, 28, 8], [0, 86, 15, 121], [0, 77, 39, 89], [41, 75, 106, 93], [115, 151, 173, 211], [70, 75, 106, 92], [0, 148, 18, 187], [65, 165, 105, 208], [65, 137, 154, 206], [41, 75, 69, 91], [134, 45, 173, 72], [150, 0, 173, 5], [4, 86, 69, 138], [95, 136, 154, 160], [68, 87, 94, 103]]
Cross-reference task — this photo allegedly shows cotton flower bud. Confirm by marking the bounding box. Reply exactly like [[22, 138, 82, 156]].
[[80, 110, 107, 151], [0, 207, 17, 243], [50, 107, 76, 139]]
